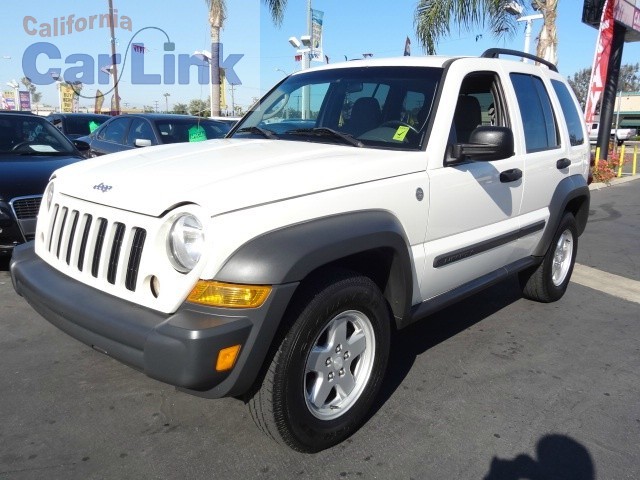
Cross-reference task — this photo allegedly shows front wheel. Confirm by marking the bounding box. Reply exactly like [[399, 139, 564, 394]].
[[248, 271, 391, 452], [520, 212, 578, 303]]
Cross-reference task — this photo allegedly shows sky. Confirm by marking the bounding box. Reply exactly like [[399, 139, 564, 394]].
[[2, 0, 640, 113]]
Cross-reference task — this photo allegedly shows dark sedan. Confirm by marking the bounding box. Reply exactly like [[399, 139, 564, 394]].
[[47, 113, 111, 140], [79, 114, 233, 157], [0, 112, 88, 256]]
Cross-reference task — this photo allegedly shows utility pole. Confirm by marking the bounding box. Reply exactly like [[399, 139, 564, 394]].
[[229, 84, 235, 116], [163, 93, 170, 113], [107, 0, 121, 115], [154, 100, 159, 113]]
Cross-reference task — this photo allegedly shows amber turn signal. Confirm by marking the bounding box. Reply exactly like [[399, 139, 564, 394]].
[[216, 344, 241, 372], [187, 281, 271, 308]]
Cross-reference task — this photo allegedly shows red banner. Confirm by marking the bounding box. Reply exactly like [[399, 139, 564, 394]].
[[585, 0, 615, 130]]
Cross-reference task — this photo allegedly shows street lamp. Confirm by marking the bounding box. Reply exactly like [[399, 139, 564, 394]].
[[288, 35, 312, 119], [163, 93, 171, 113], [517, 14, 544, 61]]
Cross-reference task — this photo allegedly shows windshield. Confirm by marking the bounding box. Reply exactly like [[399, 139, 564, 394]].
[[232, 66, 442, 150], [0, 115, 77, 155]]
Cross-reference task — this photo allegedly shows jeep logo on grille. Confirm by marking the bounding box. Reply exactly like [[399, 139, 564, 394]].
[[93, 183, 113, 193]]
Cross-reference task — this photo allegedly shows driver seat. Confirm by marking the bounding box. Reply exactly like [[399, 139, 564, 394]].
[[345, 97, 382, 137]]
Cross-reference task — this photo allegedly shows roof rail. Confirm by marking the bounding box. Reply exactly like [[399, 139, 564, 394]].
[[481, 48, 558, 73]]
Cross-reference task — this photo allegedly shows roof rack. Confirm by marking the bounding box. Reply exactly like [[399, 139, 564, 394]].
[[481, 48, 558, 73]]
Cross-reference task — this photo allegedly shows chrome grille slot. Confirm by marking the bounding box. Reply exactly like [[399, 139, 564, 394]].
[[126, 228, 146, 291], [91, 218, 108, 278], [107, 223, 126, 285], [77, 214, 93, 272], [65, 211, 79, 265], [55, 207, 69, 259], [47, 204, 60, 252]]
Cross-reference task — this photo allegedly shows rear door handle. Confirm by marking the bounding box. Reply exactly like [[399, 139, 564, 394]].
[[500, 168, 522, 183], [556, 158, 571, 169]]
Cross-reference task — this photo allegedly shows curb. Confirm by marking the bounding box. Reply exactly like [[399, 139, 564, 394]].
[[589, 175, 639, 191]]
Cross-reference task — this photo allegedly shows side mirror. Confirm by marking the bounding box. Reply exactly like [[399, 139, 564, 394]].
[[134, 138, 152, 148], [450, 126, 514, 163], [73, 139, 90, 152]]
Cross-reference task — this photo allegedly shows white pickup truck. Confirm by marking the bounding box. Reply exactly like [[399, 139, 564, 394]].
[[589, 122, 636, 145]]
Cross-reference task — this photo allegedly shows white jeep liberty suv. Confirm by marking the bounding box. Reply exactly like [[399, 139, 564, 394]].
[[11, 49, 590, 452]]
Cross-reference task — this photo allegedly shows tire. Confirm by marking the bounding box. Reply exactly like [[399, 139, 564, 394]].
[[520, 212, 578, 303], [247, 271, 391, 452]]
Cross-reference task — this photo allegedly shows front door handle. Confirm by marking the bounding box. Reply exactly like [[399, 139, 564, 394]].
[[556, 158, 571, 169], [500, 168, 522, 183]]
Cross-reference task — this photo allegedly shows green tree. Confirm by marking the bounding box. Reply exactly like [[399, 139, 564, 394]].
[[568, 63, 640, 110], [188, 98, 211, 117], [415, 0, 558, 64], [205, 0, 288, 116], [172, 103, 189, 114]]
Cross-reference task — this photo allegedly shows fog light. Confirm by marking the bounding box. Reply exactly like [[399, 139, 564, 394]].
[[216, 344, 241, 371], [187, 281, 271, 308]]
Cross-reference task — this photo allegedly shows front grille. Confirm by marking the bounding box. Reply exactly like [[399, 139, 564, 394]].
[[45, 203, 147, 292], [11, 196, 42, 219]]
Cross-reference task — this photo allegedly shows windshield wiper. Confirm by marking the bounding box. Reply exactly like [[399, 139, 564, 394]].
[[237, 126, 279, 139], [285, 128, 364, 148]]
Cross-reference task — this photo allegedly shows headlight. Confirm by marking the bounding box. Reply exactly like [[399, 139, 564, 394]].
[[45, 182, 54, 210], [167, 214, 204, 273]]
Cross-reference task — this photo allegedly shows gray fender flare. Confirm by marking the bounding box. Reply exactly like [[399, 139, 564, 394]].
[[216, 210, 414, 322], [533, 175, 590, 257]]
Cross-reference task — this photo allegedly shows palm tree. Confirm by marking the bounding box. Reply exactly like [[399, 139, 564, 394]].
[[414, 0, 559, 65], [205, 0, 289, 116]]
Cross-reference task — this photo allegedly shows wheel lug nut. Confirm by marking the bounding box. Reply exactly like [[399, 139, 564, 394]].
[[335, 345, 342, 353], [325, 358, 331, 366], [344, 352, 350, 359], [328, 372, 334, 381], [339, 368, 345, 376]]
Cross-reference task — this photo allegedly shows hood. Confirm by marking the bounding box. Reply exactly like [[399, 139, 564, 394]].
[[53, 139, 424, 217], [0, 154, 84, 202]]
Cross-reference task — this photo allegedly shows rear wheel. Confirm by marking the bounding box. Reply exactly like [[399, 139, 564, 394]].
[[248, 271, 391, 452], [520, 212, 578, 303]]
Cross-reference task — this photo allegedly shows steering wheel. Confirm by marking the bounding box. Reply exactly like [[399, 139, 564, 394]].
[[11, 141, 35, 152], [379, 121, 420, 135]]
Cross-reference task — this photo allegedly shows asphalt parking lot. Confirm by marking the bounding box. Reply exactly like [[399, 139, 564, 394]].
[[1, 179, 639, 480]]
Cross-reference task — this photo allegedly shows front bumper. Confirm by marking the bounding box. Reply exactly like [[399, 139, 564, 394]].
[[10, 243, 298, 398]]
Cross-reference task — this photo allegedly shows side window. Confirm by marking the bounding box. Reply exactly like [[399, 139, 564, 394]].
[[126, 119, 155, 146], [101, 118, 131, 144], [510, 73, 560, 153], [551, 80, 585, 146], [450, 72, 508, 145]]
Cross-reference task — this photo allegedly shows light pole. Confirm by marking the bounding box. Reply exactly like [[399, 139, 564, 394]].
[[288, 35, 312, 119], [517, 14, 544, 61], [194, 50, 214, 117], [163, 93, 170, 113]]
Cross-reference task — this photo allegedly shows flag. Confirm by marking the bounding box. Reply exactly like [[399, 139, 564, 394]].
[[311, 9, 324, 63], [585, 0, 614, 131], [404, 36, 411, 56]]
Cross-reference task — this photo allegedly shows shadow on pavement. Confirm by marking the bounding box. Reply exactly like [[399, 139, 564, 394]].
[[375, 276, 523, 412], [483, 433, 595, 480]]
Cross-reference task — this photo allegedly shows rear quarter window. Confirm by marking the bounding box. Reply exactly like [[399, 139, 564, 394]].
[[551, 80, 585, 146]]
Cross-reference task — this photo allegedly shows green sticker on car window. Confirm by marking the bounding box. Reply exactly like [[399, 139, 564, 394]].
[[88, 121, 100, 133], [393, 126, 410, 142], [188, 125, 207, 142]]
